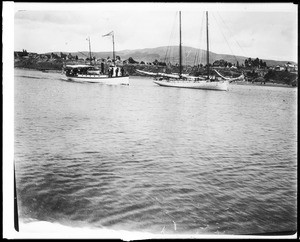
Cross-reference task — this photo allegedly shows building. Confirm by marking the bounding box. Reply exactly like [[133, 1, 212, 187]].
[[285, 62, 298, 72], [274, 65, 285, 71]]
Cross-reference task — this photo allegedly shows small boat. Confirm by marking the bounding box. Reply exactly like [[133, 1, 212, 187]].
[[64, 64, 129, 85], [152, 11, 241, 91], [63, 33, 129, 85]]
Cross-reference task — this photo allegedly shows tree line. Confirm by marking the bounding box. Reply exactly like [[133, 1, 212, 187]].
[[244, 57, 267, 68]]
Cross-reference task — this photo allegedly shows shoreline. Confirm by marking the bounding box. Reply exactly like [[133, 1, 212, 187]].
[[14, 67, 297, 88], [233, 81, 296, 88], [14, 67, 62, 73]]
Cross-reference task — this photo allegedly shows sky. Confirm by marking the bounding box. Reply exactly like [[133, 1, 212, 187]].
[[11, 2, 298, 62]]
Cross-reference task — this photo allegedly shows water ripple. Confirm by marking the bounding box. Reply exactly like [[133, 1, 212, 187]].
[[14, 71, 297, 235]]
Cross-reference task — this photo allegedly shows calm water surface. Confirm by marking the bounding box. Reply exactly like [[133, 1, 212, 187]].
[[14, 68, 297, 235]]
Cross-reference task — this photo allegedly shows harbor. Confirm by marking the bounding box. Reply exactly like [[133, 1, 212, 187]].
[[4, 2, 298, 240]]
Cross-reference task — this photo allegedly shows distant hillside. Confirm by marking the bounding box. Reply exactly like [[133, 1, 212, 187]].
[[49, 46, 295, 67]]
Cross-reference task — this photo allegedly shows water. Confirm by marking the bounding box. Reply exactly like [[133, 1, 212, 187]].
[[14, 68, 297, 236]]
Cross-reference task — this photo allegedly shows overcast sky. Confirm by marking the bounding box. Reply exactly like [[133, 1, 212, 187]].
[[12, 2, 298, 62]]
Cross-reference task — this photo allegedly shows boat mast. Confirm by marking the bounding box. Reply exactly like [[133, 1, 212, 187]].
[[88, 37, 92, 65], [206, 11, 210, 80], [179, 11, 182, 78], [112, 32, 115, 64]]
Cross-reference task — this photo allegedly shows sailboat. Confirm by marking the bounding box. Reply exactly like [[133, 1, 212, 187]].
[[153, 11, 242, 91], [64, 33, 129, 85]]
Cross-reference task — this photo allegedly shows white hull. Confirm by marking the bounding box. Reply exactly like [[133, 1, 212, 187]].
[[66, 75, 129, 85], [137, 69, 241, 82], [214, 69, 245, 82], [154, 79, 229, 91], [136, 69, 158, 76]]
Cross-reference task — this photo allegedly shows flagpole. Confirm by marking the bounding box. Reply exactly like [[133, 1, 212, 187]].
[[102, 31, 115, 64]]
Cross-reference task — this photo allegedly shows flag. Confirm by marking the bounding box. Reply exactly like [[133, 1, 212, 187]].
[[102, 31, 114, 37]]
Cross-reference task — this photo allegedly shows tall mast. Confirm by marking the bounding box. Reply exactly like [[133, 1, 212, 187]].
[[206, 11, 210, 79], [179, 11, 182, 78], [88, 37, 92, 65], [112, 32, 115, 64]]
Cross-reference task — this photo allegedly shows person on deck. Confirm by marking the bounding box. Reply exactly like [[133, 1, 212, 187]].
[[108, 67, 112, 77], [110, 67, 114, 77], [101, 62, 104, 74]]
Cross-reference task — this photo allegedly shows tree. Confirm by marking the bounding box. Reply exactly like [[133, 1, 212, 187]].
[[158, 62, 167, 66], [153, 59, 159, 65], [253, 58, 260, 67], [22, 49, 28, 56], [264, 70, 276, 81], [128, 57, 138, 64]]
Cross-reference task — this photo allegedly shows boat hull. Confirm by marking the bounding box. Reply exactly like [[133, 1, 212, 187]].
[[66, 75, 129, 85], [153, 80, 229, 91]]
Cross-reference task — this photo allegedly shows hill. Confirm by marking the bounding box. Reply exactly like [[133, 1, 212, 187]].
[[49, 46, 295, 67]]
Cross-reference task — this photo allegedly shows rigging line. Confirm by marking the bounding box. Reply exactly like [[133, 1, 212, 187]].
[[199, 12, 206, 67], [194, 12, 204, 66], [195, 12, 202, 66], [199, 12, 206, 66], [165, 14, 177, 65], [193, 12, 205, 67], [211, 12, 238, 64], [164, 12, 178, 65], [199, 12, 206, 68], [216, 12, 249, 58]]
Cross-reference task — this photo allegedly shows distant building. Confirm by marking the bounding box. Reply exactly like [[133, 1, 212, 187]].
[[275, 65, 285, 71], [285, 62, 297, 72]]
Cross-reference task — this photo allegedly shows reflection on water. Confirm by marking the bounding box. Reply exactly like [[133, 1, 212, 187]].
[[14, 69, 297, 235]]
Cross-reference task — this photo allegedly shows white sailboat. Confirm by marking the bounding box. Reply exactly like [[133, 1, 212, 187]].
[[153, 11, 237, 91], [64, 33, 129, 85]]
